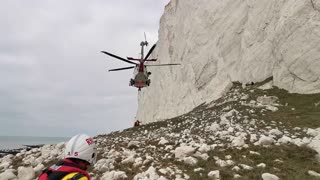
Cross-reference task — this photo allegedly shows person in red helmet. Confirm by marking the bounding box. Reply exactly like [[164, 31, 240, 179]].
[[38, 134, 97, 180]]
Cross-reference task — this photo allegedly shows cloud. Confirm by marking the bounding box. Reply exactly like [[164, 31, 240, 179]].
[[0, 0, 169, 137]]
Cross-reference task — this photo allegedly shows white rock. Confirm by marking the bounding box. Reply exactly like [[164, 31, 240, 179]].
[[183, 156, 198, 166], [0, 169, 17, 180], [257, 136, 274, 146], [193, 152, 209, 160], [33, 164, 45, 174], [278, 135, 292, 144], [208, 170, 220, 179], [133, 157, 143, 167], [231, 136, 246, 147], [101, 171, 127, 180], [262, 173, 279, 180], [17, 166, 35, 180], [128, 141, 140, 148], [239, 164, 253, 170], [159, 137, 169, 145], [266, 106, 278, 112], [249, 151, 260, 155], [241, 95, 249, 100], [94, 158, 115, 171], [159, 168, 168, 175], [194, 168, 204, 172], [269, 129, 283, 136], [122, 155, 136, 164], [232, 166, 241, 172], [226, 160, 235, 166], [307, 128, 320, 137], [174, 146, 195, 159], [56, 142, 65, 149], [215, 159, 228, 167], [293, 127, 301, 131], [257, 163, 266, 168], [198, 144, 211, 153], [250, 134, 258, 143], [208, 123, 220, 132], [0, 161, 11, 169], [133, 166, 166, 180], [258, 81, 273, 90], [308, 170, 320, 178], [165, 145, 173, 150], [234, 174, 241, 178]]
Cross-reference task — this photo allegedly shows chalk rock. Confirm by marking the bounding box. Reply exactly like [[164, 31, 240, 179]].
[[101, 171, 127, 180], [17, 166, 35, 180], [0, 169, 17, 180], [137, 0, 320, 123], [174, 146, 195, 159], [262, 173, 279, 180]]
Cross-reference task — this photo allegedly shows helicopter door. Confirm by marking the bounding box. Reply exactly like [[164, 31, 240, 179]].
[[133, 66, 139, 76], [144, 66, 149, 76]]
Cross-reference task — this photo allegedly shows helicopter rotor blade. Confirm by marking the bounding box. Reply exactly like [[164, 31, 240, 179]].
[[144, 32, 148, 46], [108, 66, 135, 72], [144, 32, 147, 43], [101, 51, 137, 65], [145, 63, 181, 66], [144, 44, 156, 60]]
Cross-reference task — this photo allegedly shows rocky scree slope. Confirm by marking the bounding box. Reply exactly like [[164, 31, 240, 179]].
[[1, 81, 320, 179]]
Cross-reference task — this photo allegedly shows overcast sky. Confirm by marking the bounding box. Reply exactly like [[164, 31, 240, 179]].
[[0, 0, 170, 137]]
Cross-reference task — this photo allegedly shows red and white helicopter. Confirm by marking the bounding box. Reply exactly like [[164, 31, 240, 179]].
[[101, 39, 180, 91]]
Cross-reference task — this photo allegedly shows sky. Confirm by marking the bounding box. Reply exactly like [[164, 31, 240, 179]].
[[0, 0, 170, 137]]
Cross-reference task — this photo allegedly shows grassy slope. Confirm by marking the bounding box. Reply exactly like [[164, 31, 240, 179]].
[[93, 80, 320, 179], [5, 80, 320, 180]]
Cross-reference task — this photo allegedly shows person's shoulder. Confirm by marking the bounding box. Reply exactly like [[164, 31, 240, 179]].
[[62, 172, 88, 180]]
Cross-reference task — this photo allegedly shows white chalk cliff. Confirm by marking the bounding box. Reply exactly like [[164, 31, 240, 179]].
[[137, 0, 320, 123]]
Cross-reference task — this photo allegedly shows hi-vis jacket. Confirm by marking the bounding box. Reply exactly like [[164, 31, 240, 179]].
[[38, 159, 90, 180]]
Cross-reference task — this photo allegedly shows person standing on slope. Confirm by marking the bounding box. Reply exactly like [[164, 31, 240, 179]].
[[134, 119, 141, 127], [38, 134, 97, 180]]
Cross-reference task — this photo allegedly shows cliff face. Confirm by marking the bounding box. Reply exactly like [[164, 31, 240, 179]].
[[137, 0, 320, 123]]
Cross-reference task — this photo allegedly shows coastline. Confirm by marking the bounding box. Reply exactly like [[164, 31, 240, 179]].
[[0, 144, 44, 158], [0, 135, 68, 158]]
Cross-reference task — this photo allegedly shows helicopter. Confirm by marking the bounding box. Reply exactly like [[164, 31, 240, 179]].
[[101, 39, 180, 91]]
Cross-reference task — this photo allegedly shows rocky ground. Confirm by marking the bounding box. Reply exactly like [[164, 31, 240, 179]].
[[1, 79, 320, 180]]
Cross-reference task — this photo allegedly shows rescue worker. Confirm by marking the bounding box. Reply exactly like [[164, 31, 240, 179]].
[[134, 120, 141, 127], [38, 134, 97, 180]]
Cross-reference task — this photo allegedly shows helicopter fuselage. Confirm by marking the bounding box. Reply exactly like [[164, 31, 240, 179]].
[[130, 65, 150, 89]]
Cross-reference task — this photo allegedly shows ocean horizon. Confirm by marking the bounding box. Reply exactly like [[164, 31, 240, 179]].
[[0, 135, 69, 150]]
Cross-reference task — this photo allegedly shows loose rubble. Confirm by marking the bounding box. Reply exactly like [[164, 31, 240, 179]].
[[0, 82, 320, 179]]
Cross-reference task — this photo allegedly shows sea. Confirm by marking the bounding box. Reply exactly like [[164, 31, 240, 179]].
[[0, 136, 69, 150]]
